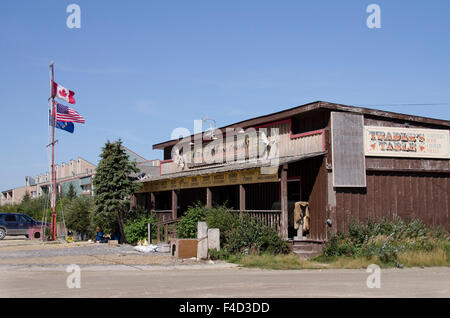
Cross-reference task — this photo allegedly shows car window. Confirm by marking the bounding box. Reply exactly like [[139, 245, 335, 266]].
[[21, 215, 33, 222], [18, 215, 30, 223], [5, 214, 16, 222]]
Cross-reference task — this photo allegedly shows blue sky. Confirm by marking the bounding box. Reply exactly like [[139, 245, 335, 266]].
[[1, 0, 449, 190]]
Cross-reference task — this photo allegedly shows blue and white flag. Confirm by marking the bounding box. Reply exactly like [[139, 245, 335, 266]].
[[49, 111, 74, 133]]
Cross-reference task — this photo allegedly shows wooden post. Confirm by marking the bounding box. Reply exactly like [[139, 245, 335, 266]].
[[130, 195, 137, 210], [239, 184, 245, 217], [150, 192, 156, 211], [171, 190, 178, 219], [280, 164, 288, 239], [148, 222, 151, 244], [206, 187, 212, 208]]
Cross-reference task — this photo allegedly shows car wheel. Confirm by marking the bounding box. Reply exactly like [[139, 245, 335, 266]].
[[0, 228, 6, 240]]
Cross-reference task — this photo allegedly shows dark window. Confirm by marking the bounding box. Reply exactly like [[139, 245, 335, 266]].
[[20, 215, 33, 222], [164, 146, 173, 160], [291, 109, 329, 135], [5, 214, 16, 222]]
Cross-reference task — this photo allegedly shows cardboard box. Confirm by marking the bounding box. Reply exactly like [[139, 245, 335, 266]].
[[171, 239, 198, 259]]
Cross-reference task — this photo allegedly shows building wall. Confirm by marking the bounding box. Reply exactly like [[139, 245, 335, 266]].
[[1, 157, 96, 206], [1, 185, 38, 206], [335, 171, 450, 232], [327, 112, 450, 233]]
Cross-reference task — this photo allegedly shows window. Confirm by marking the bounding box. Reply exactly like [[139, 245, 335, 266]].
[[5, 214, 16, 222], [19, 215, 33, 223]]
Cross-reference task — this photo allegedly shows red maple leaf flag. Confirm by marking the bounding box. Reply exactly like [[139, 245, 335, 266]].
[[52, 81, 76, 104]]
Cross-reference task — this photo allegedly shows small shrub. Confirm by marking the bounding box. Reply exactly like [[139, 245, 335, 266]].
[[208, 248, 230, 260], [124, 213, 159, 244], [322, 216, 449, 267], [224, 215, 290, 255], [65, 197, 95, 239], [205, 205, 238, 244], [177, 203, 206, 239], [177, 204, 290, 256]]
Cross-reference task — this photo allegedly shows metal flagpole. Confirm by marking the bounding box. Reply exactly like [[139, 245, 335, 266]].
[[49, 61, 57, 241]]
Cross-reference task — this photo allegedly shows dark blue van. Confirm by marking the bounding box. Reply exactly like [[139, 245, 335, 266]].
[[0, 213, 46, 240]]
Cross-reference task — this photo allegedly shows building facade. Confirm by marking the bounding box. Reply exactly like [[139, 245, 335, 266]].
[[135, 101, 450, 242], [1, 157, 96, 206]]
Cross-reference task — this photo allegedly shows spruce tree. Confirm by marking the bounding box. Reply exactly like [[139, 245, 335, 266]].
[[92, 139, 140, 243], [66, 183, 77, 200], [21, 191, 31, 204]]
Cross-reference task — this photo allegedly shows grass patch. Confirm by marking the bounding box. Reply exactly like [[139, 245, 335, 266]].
[[231, 251, 450, 270], [212, 217, 450, 270], [397, 248, 449, 267], [229, 253, 327, 270]]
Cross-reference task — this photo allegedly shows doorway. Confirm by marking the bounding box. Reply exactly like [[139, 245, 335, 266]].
[[287, 178, 301, 238]]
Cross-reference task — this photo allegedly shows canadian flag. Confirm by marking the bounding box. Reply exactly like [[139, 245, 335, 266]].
[[52, 81, 76, 104]]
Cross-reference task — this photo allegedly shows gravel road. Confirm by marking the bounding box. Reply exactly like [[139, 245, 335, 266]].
[[0, 238, 199, 265]]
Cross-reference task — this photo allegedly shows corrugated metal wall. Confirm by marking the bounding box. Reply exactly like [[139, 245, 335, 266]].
[[335, 171, 450, 232]]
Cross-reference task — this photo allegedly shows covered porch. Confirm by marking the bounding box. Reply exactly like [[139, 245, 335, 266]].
[[134, 153, 327, 241]]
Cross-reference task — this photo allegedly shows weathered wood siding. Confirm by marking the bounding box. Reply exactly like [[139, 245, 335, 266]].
[[335, 171, 450, 232], [160, 121, 325, 176], [268, 122, 324, 157]]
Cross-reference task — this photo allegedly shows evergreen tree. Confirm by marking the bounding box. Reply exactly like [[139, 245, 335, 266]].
[[21, 191, 31, 204], [66, 197, 94, 240], [66, 183, 77, 200], [92, 139, 140, 243]]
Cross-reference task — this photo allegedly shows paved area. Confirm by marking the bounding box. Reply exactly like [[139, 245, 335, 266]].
[[0, 237, 196, 265], [0, 266, 449, 297], [0, 237, 449, 298]]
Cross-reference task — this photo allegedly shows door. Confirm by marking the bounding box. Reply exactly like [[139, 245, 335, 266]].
[[17, 215, 33, 235], [4, 214, 19, 235], [287, 178, 301, 238]]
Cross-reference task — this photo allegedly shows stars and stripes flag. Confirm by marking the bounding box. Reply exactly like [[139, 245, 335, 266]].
[[54, 103, 85, 124]]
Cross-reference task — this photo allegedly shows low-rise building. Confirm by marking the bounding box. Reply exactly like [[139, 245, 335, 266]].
[[135, 101, 450, 242], [1, 157, 96, 206]]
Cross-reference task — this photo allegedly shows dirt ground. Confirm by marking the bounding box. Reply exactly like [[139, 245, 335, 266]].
[[0, 237, 449, 297], [0, 237, 200, 265]]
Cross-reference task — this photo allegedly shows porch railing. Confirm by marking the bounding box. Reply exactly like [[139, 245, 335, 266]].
[[231, 210, 281, 232], [152, 210, 173, 222], [155, 217, 181, 243], [153, 210, 282, 243]]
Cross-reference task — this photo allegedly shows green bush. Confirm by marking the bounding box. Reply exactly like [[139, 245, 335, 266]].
[[224, 215, 290, 255], [204, 205, 238, 244], [176, 203, 206, 239], [124, 213, 159, 244], [208, 248, 231, 260], [65, 197, 95, 239], [323, 216, 449, 267], [176, 204, 290, 257]]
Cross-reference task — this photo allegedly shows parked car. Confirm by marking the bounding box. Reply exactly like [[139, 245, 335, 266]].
[[0, 213, 49, 240]]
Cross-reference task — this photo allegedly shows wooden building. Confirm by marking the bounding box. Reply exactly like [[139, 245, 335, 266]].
[[135, 101, 450, 243]]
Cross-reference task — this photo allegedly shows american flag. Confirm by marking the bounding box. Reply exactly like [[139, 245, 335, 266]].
[[54, 103, 85, 124]]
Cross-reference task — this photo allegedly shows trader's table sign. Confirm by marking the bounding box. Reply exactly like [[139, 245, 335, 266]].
[[140, 168, 279, 192], [364, 126, 450, 158]]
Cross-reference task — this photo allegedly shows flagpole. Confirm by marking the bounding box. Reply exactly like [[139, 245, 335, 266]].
[[49, 61, 57, 241]]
